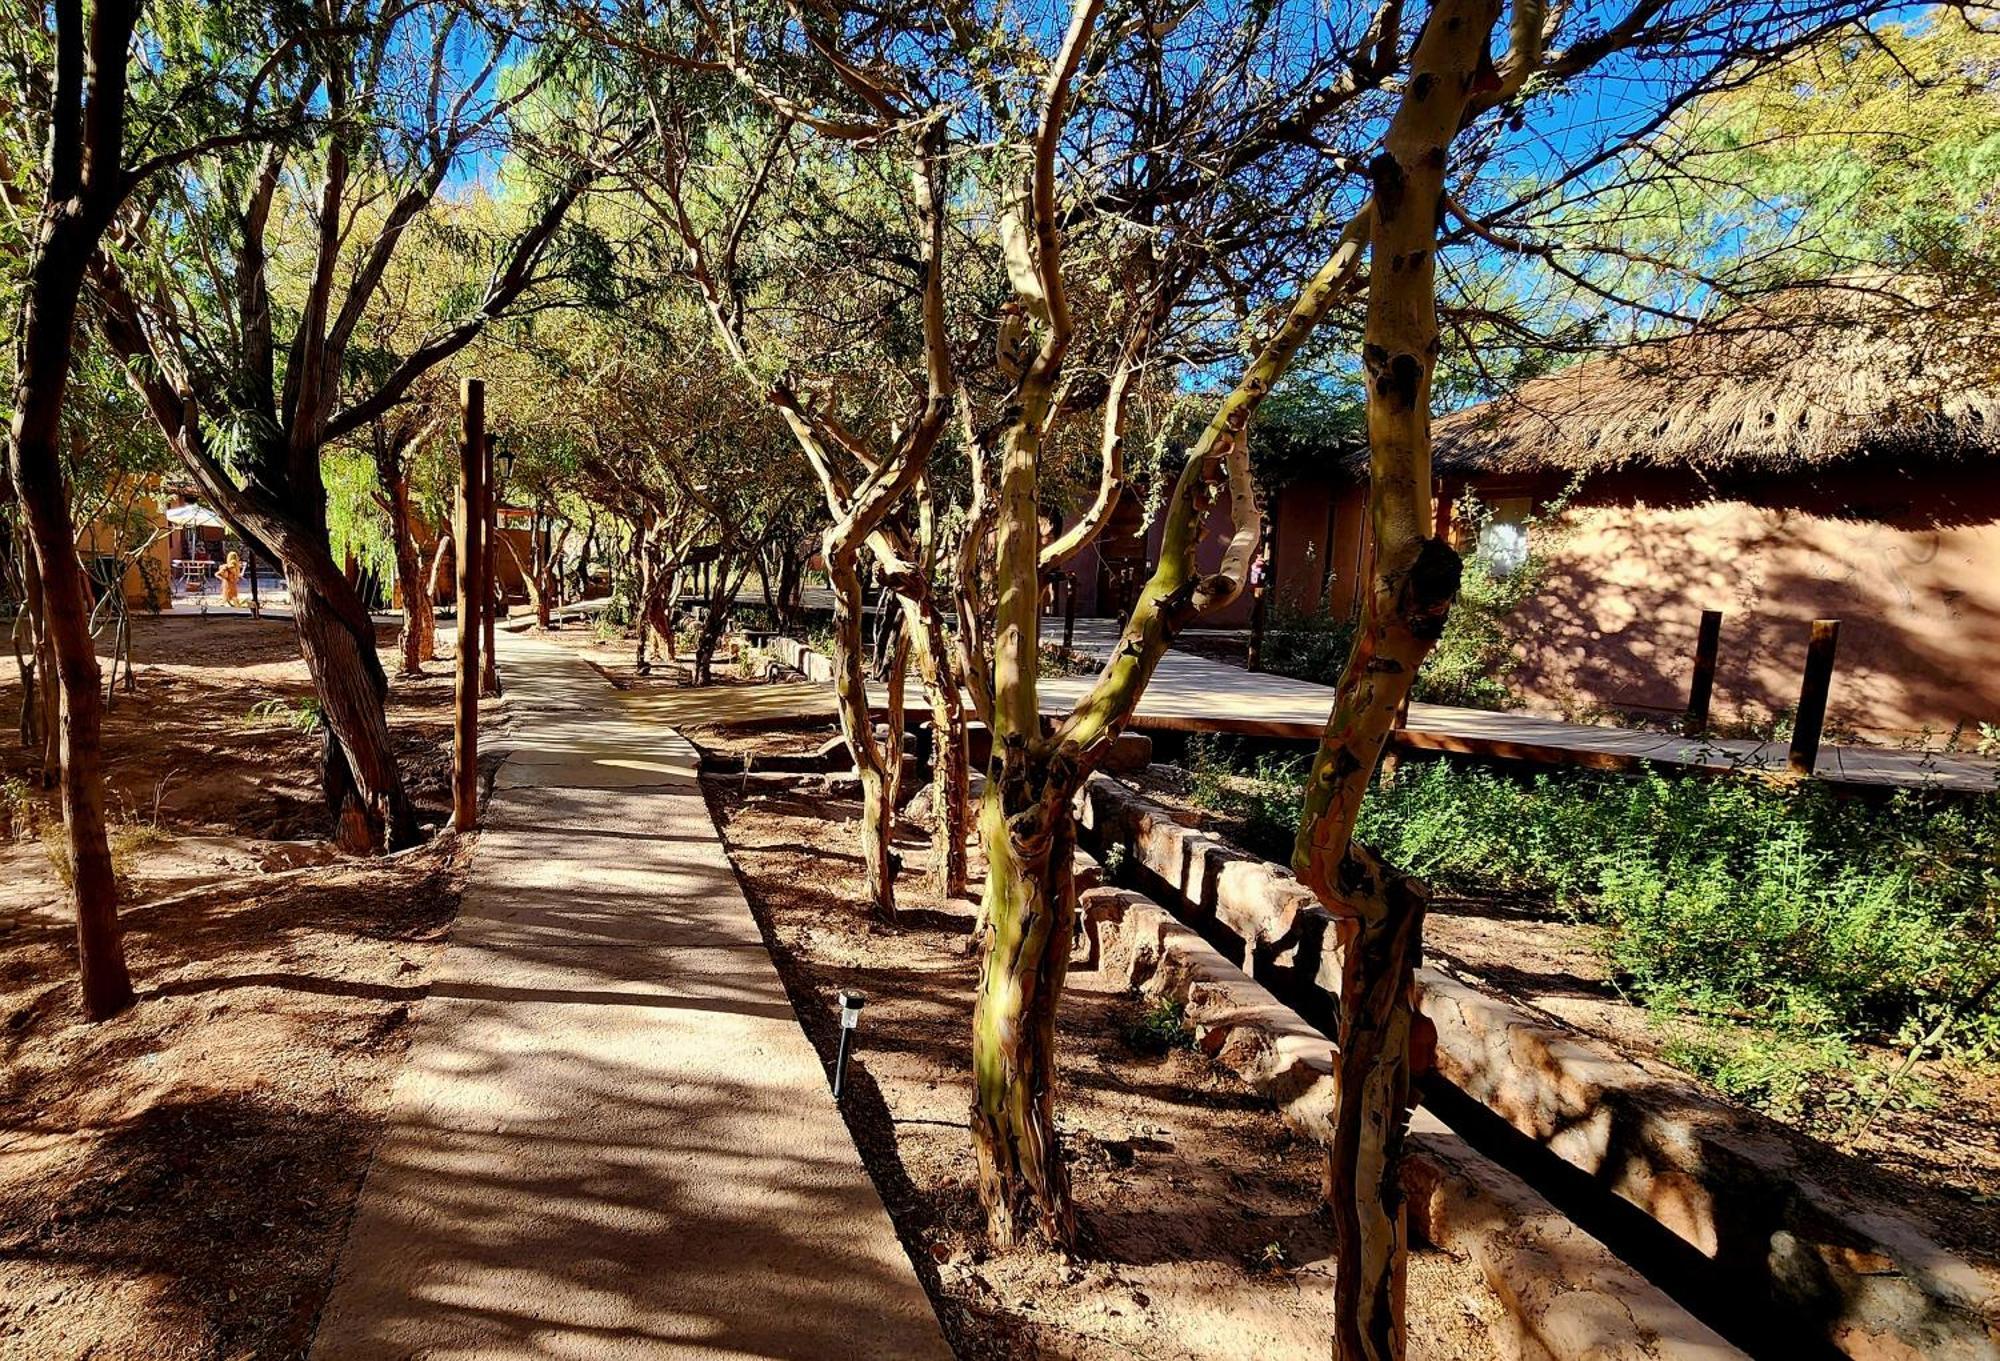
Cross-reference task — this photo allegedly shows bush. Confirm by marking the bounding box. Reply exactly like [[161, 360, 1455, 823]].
[[1354, 761, 2000, 1043], [1180, 747, 1999, 1045], [247, 695, 325, 733], [1257, 606, 1356, 685], [1122, 997, 1194, 1054]]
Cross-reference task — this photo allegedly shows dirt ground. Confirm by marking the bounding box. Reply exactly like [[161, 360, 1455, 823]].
[[0, 615, 476, 1361], [1124, 762, 2000, 1270], [697, 723, 1507, 1361]]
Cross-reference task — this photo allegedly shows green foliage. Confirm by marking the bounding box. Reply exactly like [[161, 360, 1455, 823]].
[[1187, 737, 1307, 862], [1412, 489, 1572, 710], [1554, 9, 2000, 310], [323, 448, 396, 595], [1354, 762, 2000, 1043], [247, 695, 326, 733], [1657, 1024, 1869, 1124], [1257, 607, 1357, 685], [1122, 997, 1195, 1055], [1246, 384, 1363, 491], [1180, 744, 2000, 1117], [0, 779, 39, 842]]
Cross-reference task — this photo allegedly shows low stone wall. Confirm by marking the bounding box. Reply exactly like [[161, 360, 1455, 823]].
[[1086, 885, 1745, 1361], [766, 634, 836, 684], [1078, 772, 2000, 1361]]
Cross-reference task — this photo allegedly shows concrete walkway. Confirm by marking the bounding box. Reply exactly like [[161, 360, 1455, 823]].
[[309, 634, 949, 1360]]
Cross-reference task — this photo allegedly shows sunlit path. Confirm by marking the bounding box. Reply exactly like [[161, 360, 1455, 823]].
[[308, 633, 948, 1361]]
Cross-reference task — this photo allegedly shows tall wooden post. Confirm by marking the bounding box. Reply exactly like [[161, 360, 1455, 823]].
[[1684, 608, 1723, 736], [480, 435, 501, 698], [1788, 618, 1840, 777], [1061, 571, 1077, 654], [453, 379, 485, 831]]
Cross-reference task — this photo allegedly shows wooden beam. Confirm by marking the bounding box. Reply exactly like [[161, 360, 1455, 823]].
[[1788, 618, 1840, 777], [1684, 608, 1723, 736], [453, 379, 486, 831]]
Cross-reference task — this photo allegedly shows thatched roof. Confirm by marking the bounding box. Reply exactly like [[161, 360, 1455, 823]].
[[1431, 279, 2000, 477]]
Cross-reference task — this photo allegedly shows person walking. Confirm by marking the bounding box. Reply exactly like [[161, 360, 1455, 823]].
[[216, 550, 246, 607]]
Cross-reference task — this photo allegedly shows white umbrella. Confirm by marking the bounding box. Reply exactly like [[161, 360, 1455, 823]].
[[165, 502, 226, 529]]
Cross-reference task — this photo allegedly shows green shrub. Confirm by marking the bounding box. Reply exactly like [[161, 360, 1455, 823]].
[[1353, 761, 2000, 1042], [1, 778, 39, 842], [248, 695, 325, 733], [1258, 607, 1356, 685], [1122, 997, 1194, 1055], [1179, 747, 1998, 1043]]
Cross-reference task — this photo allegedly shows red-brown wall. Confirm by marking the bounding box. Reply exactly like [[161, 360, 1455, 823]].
[[1157, 457, 2000, 739], [1492, 462, 2000, 740]]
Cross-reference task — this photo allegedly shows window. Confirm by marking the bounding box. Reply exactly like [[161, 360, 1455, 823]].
[[1475, 496, 1533, 578]]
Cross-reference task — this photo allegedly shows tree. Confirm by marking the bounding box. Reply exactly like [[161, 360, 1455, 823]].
[[5, 0, 305, 1018], [365, 397, 446, 676], [4, 0, 147, 1019], [91, 2, 629, 850]]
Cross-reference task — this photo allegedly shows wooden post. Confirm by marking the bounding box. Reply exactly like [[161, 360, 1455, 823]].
[[480, 437, 500, 697], [1061, 571, 1077, 654], [453, 379, 485, 831], [247, 549, 261, 617], [1788, 618, 1840, 777], [1684, 608, 1722, 736]]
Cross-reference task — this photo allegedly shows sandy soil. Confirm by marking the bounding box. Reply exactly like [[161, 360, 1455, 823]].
[[699, 730, 1506, 1361], [0, 615, 477, 1360], [1124, 762, 2000, 1269]]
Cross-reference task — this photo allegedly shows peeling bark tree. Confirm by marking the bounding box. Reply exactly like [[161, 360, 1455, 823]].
[[656, 110, 956, 917], [6, 0, 143, 1019], [966, 0, 1381, 1244], [1287, 5, 1541, 1358]]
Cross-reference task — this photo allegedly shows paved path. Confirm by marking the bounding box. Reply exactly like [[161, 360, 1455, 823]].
[[310, 633, 949, 1361]]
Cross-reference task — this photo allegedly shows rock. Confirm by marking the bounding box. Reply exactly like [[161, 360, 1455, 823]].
[[1101, 732, 1153, 774]]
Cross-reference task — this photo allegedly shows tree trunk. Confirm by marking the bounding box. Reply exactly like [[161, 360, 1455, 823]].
[[384, 473, 431, 675], [692, 549, 745, 687], [1286, 5, 1510, 1357], [427, 533, 455, 608], [283, 550, 417, 853], [5, 0, 145, 1018], [895, 591, 969, 897], [827, 539, 898, 916], [971, 783, 1076, 1246]]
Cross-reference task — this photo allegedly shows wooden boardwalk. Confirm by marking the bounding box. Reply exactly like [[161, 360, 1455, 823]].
[[663, 623, 1997, 795]]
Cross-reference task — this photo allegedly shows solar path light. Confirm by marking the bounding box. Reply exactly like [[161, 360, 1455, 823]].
[[833, 991, 866, 1100]]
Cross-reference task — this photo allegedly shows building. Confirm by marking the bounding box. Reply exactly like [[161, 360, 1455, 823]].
[[1073, 281, 2000, 740]]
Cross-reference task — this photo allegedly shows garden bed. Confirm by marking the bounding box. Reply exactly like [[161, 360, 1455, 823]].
[[696, 721, 1508, 1361], [0, 615, 474, 1359], [1125, 752, 2000, 1233]]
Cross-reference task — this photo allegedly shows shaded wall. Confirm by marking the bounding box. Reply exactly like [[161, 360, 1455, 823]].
[[1074, 481, 1342, 629], [1157, 456, 2000, 738], [79, 487, 173, 610], [1484, 462, 2000, 739]]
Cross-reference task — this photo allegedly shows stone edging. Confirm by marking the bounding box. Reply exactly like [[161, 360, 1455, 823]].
[[1085, 885, 1746, 1361], [1077, 772, 2000, 1361]]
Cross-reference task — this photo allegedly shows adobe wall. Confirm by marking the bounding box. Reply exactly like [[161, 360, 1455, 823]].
[[1497, 462, 2000, 739]]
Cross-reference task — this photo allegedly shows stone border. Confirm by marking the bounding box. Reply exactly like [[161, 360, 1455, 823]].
[[1085, 885, 1746, 1361], [1077, 772, 2000, 1361]]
